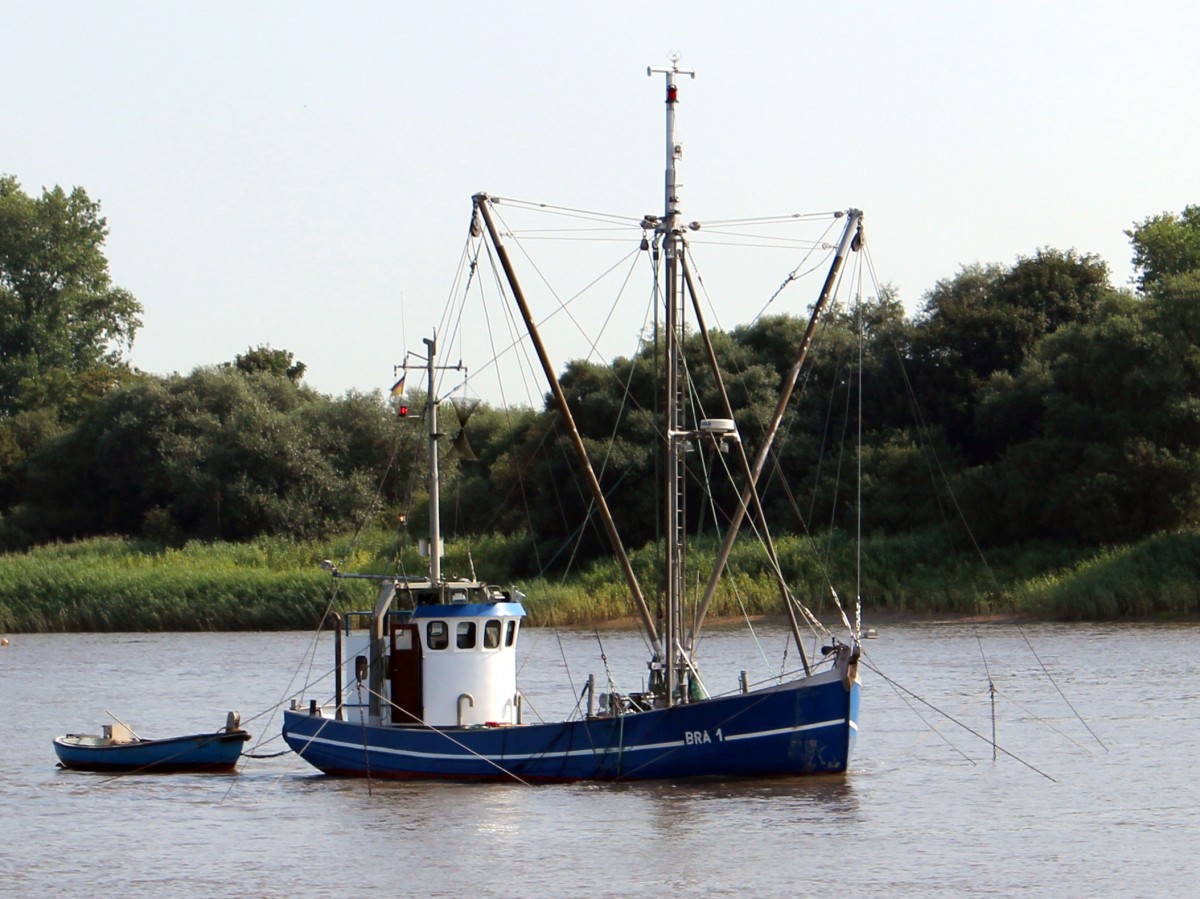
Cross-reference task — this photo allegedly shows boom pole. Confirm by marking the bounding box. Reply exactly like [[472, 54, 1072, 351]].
[[472, 193, 659, 648], [687, 209, 863, 650]]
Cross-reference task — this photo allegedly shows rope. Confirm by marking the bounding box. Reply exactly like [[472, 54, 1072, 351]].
[[889, 346, 1108, 752], [357, 683, 532, 786], [876, 662, 978, 766], [355, 681, 373, 795], [859, 656, 1057, 782], [993, 685, 1096, 756], [1013, 626, 1109, 753]]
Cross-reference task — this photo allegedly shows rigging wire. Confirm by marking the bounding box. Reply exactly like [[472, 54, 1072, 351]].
[[477, 202, 860, 677], [253, 222, 494, 766], [993, 685, 1097, 755], [686, 236, 844, 609], [356, 682, 533, 785], [751, 248, 859, 642], [484, 194, 644, 228], [697, 211, 849, 228], [875, 664, 979, 767], [859, 657, 1057, 782], [862, 245, 1107, 753], [850, 241, 1108, 755], [467, 203, 665, 669], [753, 216, 842, 319], [854, 269, 865, 641]]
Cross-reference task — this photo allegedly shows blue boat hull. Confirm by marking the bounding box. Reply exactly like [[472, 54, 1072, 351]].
[[53, 730, 251, 773], [283, 669, 858, 782]]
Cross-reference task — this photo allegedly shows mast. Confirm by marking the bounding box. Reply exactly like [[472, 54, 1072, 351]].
[[424, 336, 442, 585], [367, 335, 459, 721], [404, 334, 463, 587], [648, 57, 694, 705]]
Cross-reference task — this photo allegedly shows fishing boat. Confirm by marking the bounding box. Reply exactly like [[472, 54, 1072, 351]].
[[282, 60, 864, 782], [54, 713, 250, 773]]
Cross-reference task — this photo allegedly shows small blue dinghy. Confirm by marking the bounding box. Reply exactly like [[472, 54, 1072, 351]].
[[54, 712, 250, 773]]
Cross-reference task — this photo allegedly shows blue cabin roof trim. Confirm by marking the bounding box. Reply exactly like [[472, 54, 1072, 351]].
[[411, 602, 526, 619]]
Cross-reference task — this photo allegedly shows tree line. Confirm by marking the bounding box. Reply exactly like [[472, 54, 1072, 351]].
[[4, 174, 1200, 573]]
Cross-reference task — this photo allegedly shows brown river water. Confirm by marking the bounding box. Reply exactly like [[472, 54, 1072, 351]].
[[2, 622, 1196, 897]]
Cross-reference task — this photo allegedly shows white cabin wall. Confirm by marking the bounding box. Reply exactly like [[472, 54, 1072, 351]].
[[418, 616, 520, 726]]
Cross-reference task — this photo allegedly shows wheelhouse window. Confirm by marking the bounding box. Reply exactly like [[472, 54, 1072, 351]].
[[427, 621, 448, 650], [456, 621, 477, 649], [483, 619, 501, 649], [505, 620, 518, 647]]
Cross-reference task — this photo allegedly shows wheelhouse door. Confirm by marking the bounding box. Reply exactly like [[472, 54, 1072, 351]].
[[389, 622, 423, 725]]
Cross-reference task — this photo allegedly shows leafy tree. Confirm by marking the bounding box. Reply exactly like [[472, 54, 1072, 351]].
[[0, 176, 142, 418], [13, 195, 1200, 561], [967, 281, 1200, 545], [7, 366, 405, 546], [230, 345, 307, 383], [1127, 205, 1200, 294], [911, 250, 1113, 461]]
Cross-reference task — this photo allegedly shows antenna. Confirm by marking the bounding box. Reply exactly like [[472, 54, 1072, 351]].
[[646, 51, 695, 79], [647, 56, 695, 228]]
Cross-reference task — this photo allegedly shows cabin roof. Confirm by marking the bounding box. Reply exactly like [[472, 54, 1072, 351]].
[[410, 602, 526, 619]]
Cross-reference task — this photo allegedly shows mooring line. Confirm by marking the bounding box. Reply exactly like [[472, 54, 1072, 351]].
[[1012, 625, 1109, 752], [993, 685, 1096, 756], [360, 684, 533, 786], [859, 657, 1057, 783], [243, 748, 292, 759], [873, 661, 977, 766]]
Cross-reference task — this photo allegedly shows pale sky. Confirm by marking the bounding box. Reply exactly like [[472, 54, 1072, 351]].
[[6, 1, 1197, 402]]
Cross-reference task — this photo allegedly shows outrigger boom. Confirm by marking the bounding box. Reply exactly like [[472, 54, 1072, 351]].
[[282, 59, 862, 782]]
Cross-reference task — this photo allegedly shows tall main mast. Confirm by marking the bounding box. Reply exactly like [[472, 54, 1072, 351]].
[[648, 57, 694, 705]]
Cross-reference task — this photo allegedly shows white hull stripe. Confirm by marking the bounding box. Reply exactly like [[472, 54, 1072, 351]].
[[292, 716, 850, 764]]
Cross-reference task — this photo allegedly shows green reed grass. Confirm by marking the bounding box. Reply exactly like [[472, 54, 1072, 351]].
[[1009, 530, 1200, 619], [2, 528, 1197, 633], [0, 536, 332, 632]]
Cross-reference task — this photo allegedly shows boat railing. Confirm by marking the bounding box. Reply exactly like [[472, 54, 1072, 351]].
[[339, 608, 412, 635]]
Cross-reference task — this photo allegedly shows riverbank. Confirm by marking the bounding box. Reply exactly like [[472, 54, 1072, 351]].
[[2, 529, 1198, 633]]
